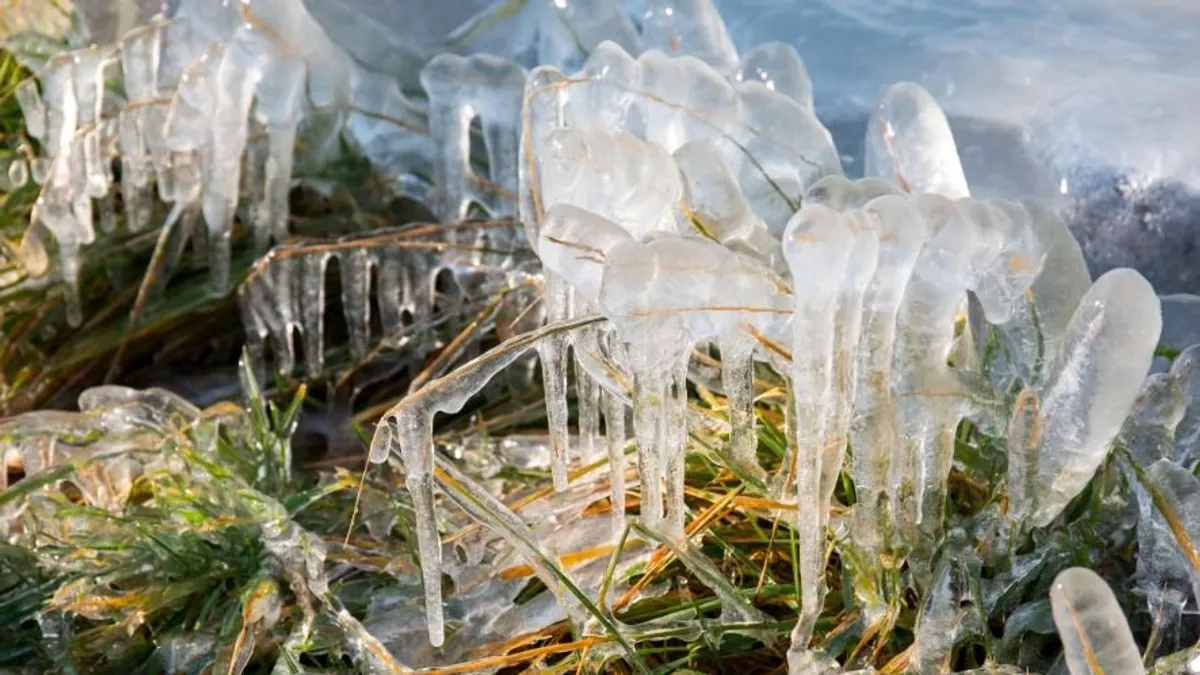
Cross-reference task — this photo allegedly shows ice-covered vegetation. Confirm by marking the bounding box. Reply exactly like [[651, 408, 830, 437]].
[[2, 0, 1200, 673]]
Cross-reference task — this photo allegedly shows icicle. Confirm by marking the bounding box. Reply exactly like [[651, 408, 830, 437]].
[[241, 132, 269, 250], [575, 348, 602, 462], [375, 248, 407, 338], [719, 337, 758, 472], [1051, 568, 1146, 675], [73, 46, 114, 199], [538, 270, 573, 491], [14, 79, 46, 141], [300, 252, 330, 378], [340, 248, 374, 360], [603, 389, 628, 537], [419, 53, 525, 222], [368, 316, 600, 646], [518, 65, 569, 246], [663, 349, 692, 539], [782, 203, 854, 652], [631, 359, 667, 530], [822, 212, 878, 516], [271, 254, 298, 376], [255, 58, 305, 246], [203, 31, 266, 296]]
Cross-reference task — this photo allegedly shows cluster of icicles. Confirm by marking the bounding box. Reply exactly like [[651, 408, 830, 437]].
[[8, 0, 1181, 672], [237, 219, 530, 379], [14, 0, 349, 325], [356, 22, 1164, 675], [11, 0, 528, 327], [14, 0, 758, 332]]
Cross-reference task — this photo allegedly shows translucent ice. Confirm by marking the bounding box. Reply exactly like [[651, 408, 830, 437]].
[[783, 201, 877, 649], [736, 42, 813, 110], [1050, 567, 1145, 675], [1009, 269, 1161, 527], [865, 82, 969, 199]]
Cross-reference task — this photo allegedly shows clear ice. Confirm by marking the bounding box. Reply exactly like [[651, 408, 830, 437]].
[[1050, 568, 1146, 675], [10, 2, 1200, 674]]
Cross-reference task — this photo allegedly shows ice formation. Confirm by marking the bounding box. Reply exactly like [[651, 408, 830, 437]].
[[14, 0, 527, 326], [237, 219, 529, 379], [1008, 268, 1161, 528], [13, 0, 348, 321], [864, 82, 970, 199], [10, 1, 1200, 673], [1050, 568, 1146, 675], [345, 9, 1169, 667]]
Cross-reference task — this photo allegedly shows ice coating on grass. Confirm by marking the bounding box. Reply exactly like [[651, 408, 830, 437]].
[[1050, 567, 1146, 675], [16, 0, 360, 318], [865, 82, 969, 200], [841, 192, 926, 564], [517, 40, 838, 516], [367, 315, 603, 645], [1136, 457, 1200, 626], [1008, 268, 1162, 527], [783, 202, 873, 650], [600, 235, 790, 534], [994, 199, 1092, 390], [889, 195, 1042, 544], [540, 128, 683, 242], [27, 1, 1200, 667]]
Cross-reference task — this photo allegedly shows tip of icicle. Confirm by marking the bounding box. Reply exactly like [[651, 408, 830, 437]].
[[428, 624, 445, 648]]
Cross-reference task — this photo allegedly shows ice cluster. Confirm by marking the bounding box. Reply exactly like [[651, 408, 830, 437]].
[[15, 0, 353, 323], [238, 218, 531, 379], [13, 0, 526, 328], [358, 9, 1165, 674], [8, 0, 1196, 673]]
